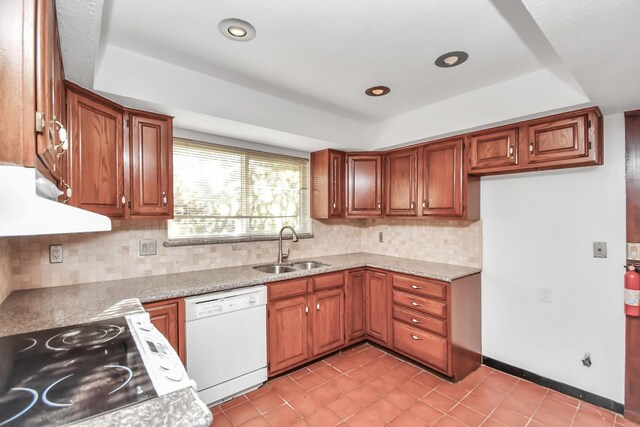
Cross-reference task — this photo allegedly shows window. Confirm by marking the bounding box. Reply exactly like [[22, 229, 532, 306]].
[[168, 139, 311, 240]]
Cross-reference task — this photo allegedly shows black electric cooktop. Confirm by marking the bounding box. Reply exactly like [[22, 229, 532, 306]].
[[0, 317, 157, 426]]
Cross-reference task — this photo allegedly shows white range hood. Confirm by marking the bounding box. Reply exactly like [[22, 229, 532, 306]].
[[0, 165, 111, 237]]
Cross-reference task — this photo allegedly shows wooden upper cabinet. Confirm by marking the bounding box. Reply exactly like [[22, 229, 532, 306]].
[[468, 128, 519, 174], [126, 110, 174, 219], [421, 138, 464, 218], [346, 154, 383, 217], [310, 288, 345, 356], [268, 296, 310, 374], [310, 149, 345, 219], [385, 148, 418, 216], [346, 270, 366, 343], [66, 84, 125, 217], [365, 270, 389, 344], [468, 107, 603, 176]]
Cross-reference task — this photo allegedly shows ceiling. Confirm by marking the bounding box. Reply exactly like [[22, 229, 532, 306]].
[[57, 0, 640, 152]]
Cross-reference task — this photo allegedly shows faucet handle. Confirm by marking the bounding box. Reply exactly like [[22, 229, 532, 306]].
[[282, 247, 290, 261]]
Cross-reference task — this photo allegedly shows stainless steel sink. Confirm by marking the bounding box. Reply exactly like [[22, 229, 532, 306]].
[[253, 264, 297, 274], [253, 260, 328, 274], [290, 261, 328, 270]]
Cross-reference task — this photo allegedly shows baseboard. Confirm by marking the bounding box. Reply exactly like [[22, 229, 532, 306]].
[[483, 356, 624, 415]]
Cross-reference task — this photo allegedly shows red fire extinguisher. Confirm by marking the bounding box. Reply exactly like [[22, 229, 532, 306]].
[[625, 265, 640, 316]]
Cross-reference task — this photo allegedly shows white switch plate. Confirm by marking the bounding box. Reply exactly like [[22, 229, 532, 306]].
[[539, 287, 552, 303], [139, 239, 157, 256], [49, 244, 63, 263], [628, 243, 640, 261]]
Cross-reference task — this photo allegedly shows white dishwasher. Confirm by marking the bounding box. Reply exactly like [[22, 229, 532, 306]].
[[185, 285, 267, 405]]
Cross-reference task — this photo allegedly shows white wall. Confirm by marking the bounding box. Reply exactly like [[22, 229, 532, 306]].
[[481, 113, 626, 402]]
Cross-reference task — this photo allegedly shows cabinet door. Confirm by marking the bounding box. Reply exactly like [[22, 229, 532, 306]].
[[525, 112, 589, 165], [311, 289, 345, 356], [422, 138, 463, 217], [268, 296, 309, 374], [128, 112, 173, 218], [67, 87, 125, 217], [346, 270, 366, 342], [143, 298, 186, 365], [365, 270, 389, 344], [346, 154, 383, 217], [329, 150, 344, 217], [468, 128, 518, 173], [385, 148, 418, 216]]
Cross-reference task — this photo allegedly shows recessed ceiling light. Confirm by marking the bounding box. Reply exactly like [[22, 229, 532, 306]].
[[435, 51, 469, 68], [219, 18, 256, 42], [365, 86, 391, 97]]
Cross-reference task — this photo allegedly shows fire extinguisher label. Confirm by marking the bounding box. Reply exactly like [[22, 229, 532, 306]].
[[625, 289, 640, 306]]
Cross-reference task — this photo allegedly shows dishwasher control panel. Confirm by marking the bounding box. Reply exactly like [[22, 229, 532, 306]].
[[186, 285, 267, 321]]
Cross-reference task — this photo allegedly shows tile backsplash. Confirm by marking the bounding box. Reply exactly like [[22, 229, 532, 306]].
[[5, 218, 481, 294]]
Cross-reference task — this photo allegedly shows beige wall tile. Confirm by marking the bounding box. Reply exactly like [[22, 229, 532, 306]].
[[7, 218, 481, 291]]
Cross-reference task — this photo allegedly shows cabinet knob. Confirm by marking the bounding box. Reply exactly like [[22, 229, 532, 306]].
[[162, 192, 168, 206], [509, 145, 514, 157], [411, 318, 421, 324], [411, 301, 421, 307], [305, 305, 309, 315], [119, 192, 126, 207], [62, 182, 72, 204], [316, 302, 320, 311], [411, 285, 421, 290], [332, 202, 336, 209], [422, 201, 427, 209], [377, 201, 381, 210], [529, 142, 534, 154], [410, 202, 415, 210], [411, 335, 421, 341]]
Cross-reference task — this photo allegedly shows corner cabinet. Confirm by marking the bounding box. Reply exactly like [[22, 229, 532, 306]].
[[421, 138, 464, 218], [311, 149, 345, 219], [65, 83, 174, 219], [468, 107, 603, 175], [126, 109, 174, 219], [346, 154, 383, 217]]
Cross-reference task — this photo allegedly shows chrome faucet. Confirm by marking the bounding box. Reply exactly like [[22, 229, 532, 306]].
[[277, 226, 299, 265]]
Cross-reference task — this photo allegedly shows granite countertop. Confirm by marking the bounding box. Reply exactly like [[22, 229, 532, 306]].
[[0, 252, 480, 337]]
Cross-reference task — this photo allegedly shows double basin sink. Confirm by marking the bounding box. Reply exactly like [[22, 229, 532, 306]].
[[253, 261, 328, 274]]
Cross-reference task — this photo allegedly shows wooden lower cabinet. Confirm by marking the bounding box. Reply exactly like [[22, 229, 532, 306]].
[[266, 268, 481, 382], [365, 270, 389, 344], [268, 296, 310, 374], [310, 288, 345, 356], [142, 298, 186, 365], [267, 273, 345, 376], [346, 270, 366, 343]]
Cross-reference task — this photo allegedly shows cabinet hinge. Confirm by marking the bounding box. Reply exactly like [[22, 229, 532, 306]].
[[128, 200, 131, 208], [126, 119, 130, 127], [588, 141, 592, 149], [588, 119, 592, 128]]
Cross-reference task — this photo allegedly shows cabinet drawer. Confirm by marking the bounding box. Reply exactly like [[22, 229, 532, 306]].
[[392, 274, 446, 300], [268, 279, 308, 301], [313, 272, 344, 291], [393, 306, 447, 337], [393, 291, 446, 318], [393, 321, 448, 373]]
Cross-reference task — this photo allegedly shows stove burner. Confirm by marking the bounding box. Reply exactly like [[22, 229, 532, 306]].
[[42, 374, 73, 408], [17, 338, 37, 353], [46, 324, 124, 351], [105, 365, 133, 395], [0, 388, 38, 427]]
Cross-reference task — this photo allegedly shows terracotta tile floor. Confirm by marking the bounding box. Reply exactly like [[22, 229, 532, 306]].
[[210, 343, 637, 427]]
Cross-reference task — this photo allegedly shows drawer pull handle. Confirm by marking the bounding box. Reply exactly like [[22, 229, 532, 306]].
[[411, 285, 421, 289], [411, 302, 421, 307], [411, 335, 421, 341], [411, 318, 421, 324]]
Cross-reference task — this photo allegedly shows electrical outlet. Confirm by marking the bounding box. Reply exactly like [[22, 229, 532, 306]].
[[539, 287, 552, 303], [378, 232, 384, 243], [49, 244, 63, 264], [139, 239, 157, 256], [593, 241, 607, 258]]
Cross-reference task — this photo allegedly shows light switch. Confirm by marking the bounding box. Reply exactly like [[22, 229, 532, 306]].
[[628, 243, 640, 261], [593, 242, 607, 258]]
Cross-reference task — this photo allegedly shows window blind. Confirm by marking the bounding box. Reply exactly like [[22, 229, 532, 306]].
[[168, 139, 311, 240]]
